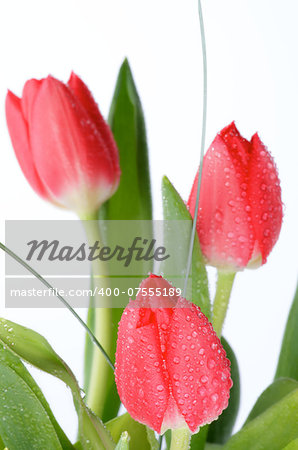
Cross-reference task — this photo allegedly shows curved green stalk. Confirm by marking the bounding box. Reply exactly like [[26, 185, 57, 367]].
[[0, 241, 114, 371], [183, 0, 208, 297]]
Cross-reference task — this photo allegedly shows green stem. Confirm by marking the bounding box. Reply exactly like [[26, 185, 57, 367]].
[[170, 428, 191, 450], [212, 271, 236, 337], [80, 212, 114, 418]]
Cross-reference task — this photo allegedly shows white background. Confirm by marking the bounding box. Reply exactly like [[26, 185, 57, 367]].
[[0, 0, 297, 443]]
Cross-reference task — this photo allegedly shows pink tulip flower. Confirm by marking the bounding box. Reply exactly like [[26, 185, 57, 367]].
[[6, 73, 120, 216], [188, 122, 282, 271], [115, 274, 232, 434]]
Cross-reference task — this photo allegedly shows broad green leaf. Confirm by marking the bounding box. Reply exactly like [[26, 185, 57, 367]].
[[146, 428, 159, 450], [115, 432, 130, 450], [106, 413, 152, 450], [208, 338, 240, 444], [164, 429, 171, 449], [275, 282, 298, 381], [190, 425, 209, 450], [223, 387, 298, 449], [244, 378, 298, 425], [282, 439, 298, 449], [0, 344, 73, 449], [0, 360, 62, 449], [103, 57, 152, 221], [161, 176, 210, 319], [0, 318, 115, 450], [84, 58, 153, 422]]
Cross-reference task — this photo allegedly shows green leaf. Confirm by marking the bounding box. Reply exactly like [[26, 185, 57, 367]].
[[161, 176, 211, 320], [84, 58, 153, 422], [0, 436, 5, 449], [190, 425, 209, 450], [106, 413, 151, 450], [244, 378, 298, 425], [282, 439, 298, 449], [0, 343, 73, 449], [115, 432, 130, 450], [223, 387, 298, 449], [208, 338, 240, 444], [146, 428, 159, 450], [102, 57, 152, 221], [275, 282, 298, 381], [205, 445, 223, 450], [164, 429, 171, 449], [0, 318, 115, 450], [0, 356, 62, 449]]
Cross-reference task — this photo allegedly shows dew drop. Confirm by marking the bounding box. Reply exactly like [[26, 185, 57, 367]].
[[211, 393, 219, 403], [139, 389, 144, 398], [207, 359, 215, 369], [215, 211, 222, 222]]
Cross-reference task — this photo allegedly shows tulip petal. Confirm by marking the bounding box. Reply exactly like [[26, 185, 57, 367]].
[[67, 72, 120, 176], [248, 134, 283, 263], [5, 90, 49, 199], [166, 300, 232, 433], [27, 76, 118, 212], [115, 306, 170, 433], [21, 78, 44, 123], [188, 133, 254, 270], [219, 122, 251, 166]]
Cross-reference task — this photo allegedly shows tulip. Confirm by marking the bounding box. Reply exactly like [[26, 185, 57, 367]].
[[6, 73, 120, 216], [115, 274, 232, 435], [188, 122, 282, 271]]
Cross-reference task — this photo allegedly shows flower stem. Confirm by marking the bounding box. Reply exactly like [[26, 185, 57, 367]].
[[170, 428, 191, 450], [212, 270, 236, 337], [80, 213, 114, 418]]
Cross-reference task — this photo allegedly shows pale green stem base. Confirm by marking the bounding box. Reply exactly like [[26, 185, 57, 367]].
[[170, 428, 191, 450], [80, 212, 113, 418], [212, 271, 236, 337]]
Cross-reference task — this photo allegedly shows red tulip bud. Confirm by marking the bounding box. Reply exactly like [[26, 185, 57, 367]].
[[6, 73, 120, 216], [188, 122, 282, 271], [115, 274, 232, 434]]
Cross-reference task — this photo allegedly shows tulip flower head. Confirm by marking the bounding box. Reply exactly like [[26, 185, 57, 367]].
[[188, 122, 282, 271], [6, 73, 120, 216], [115, 274, 232, 434]]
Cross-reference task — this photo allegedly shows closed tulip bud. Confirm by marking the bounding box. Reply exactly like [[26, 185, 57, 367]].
[[188, 122, 282, 271], [6, 73, 120, 216], [115, 274, 232, 434]]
